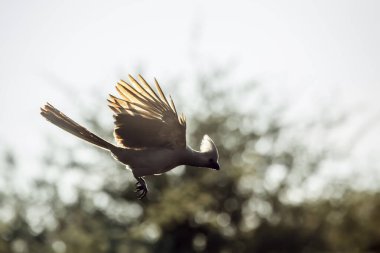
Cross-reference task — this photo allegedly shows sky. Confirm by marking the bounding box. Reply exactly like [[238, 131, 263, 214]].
[[0, 0, 379, 190]]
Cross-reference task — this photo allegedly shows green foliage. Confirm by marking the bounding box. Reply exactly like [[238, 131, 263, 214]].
[[0, 72, 379, 253]]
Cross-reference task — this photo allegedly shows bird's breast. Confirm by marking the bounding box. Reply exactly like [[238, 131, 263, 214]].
[[112, 147, 181, 177]]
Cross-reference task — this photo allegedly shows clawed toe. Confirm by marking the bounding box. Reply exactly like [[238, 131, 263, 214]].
[[134, 178, 148, 199], [136, 187, 147, 199], [134, 185, 144, 192], [137, 190, 147, 199]]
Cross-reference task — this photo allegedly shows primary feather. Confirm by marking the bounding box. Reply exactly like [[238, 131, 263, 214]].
[[108, 75, 187, 149]]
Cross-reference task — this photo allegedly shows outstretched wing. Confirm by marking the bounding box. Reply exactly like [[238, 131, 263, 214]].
[[108, 75, 186, 149]]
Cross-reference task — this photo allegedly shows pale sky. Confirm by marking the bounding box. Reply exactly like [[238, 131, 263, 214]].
[[0, 0, 379, 191]]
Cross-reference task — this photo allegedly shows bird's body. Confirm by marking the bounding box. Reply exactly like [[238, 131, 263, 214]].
[[111, 146, 218, 178], [111, 146, 181, 177], [41, 75, 219, 199]]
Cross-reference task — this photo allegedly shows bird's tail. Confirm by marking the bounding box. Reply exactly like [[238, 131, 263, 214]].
[[40, 103, 116, 151]]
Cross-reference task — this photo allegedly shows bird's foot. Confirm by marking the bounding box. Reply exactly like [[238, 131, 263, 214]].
[[135, 177, 148, 199]]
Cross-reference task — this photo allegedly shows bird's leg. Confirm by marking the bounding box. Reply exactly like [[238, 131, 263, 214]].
[[134, 177, 148, 199]]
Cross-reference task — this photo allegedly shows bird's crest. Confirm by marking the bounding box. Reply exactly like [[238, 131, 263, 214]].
[[200, 135, 218, 154]]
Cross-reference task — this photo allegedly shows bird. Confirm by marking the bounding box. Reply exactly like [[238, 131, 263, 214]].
[[40, 75, 220, 199]]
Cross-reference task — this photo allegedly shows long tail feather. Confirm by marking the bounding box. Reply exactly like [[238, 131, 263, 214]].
[[40, 103, 116, 151]]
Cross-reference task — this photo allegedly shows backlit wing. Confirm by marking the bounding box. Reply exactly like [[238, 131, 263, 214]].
[[108, 75, 186, 149]]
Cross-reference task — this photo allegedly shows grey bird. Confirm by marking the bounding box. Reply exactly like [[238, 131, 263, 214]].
[[40, 75, 220, 199]]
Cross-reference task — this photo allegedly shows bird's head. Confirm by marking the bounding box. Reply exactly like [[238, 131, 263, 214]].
[[200, 135, 220, 170]]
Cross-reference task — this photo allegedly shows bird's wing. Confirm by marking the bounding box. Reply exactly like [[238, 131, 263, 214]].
[[108, 75, 186, 149]]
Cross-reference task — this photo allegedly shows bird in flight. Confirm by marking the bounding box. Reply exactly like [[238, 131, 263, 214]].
[[40, 75, 220, 199]]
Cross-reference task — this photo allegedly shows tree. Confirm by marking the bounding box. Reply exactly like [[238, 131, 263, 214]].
[[0, 70, 378, 253]]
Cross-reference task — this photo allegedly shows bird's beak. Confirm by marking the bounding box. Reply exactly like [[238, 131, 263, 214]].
[[212, 162, 220, 170]]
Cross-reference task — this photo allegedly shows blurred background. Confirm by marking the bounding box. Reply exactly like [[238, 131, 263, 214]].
[[1, 0, 380, 252]]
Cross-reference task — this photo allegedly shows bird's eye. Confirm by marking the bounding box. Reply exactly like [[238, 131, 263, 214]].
[[209, 158, 214, 163]]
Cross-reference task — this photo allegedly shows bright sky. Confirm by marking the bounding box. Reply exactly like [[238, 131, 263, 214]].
[[0, 0, 379, 190]]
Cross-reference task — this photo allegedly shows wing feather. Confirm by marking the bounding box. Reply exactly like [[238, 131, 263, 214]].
[[138, 75, 160, 100], [169, 95, 178, 117], [128, 75, 156, 102], [154, 78, 171, 110], [108, 75, 186, 149]]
